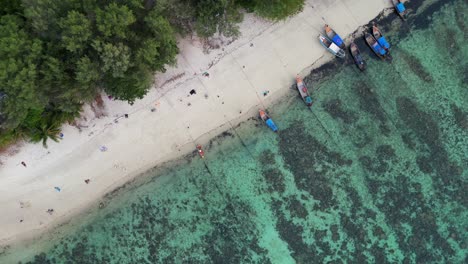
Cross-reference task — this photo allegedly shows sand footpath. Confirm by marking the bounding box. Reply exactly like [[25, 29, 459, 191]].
[[0, 0, 392, 249]]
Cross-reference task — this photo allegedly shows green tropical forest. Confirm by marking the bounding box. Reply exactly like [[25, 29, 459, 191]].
[[0, 0, 304, 148]]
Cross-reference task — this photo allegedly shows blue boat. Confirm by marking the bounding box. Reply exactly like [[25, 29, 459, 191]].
[[365, 33, 386, 60], [392, 0, 407, 20], [325, 25, 346, 49], [373, 25, 390, 52], [319, 35, 346, 58], [259, 109, 278, 132]]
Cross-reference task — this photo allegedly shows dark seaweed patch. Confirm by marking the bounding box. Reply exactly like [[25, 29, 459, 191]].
[[203, 199, 270, 264], [408, 0, 455, 33], [451, 104, 468, 130], [401, 133, 416, 150], [330, 224, 340, 242], [351, 124, 374, 149], [454, 2, 467, 37], [322, 99, 357, 124], [337, 193, 377, 263], [259, 150, 275, 165], [260, 150, 286, 193], [219, 130, 235, 138], [353, 81, 390, 135], [278, 121, 351, 210], [396, 96, 466, 206], [307, 59, 344, 84], [399, 50, 433, 83], [376, 145, 396, 161], [416, 156, 433, 173], [370, 175, 455, 263], [359, 145, 397, 174], [262, 168, 286, 193], [286, 197, 308, 219], [26, 253, 51, 264], [271, 200, 322, 263]]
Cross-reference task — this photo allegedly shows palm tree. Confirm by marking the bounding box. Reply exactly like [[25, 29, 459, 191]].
[[11, 127, 29, 141], [29, 120, 62, 148]]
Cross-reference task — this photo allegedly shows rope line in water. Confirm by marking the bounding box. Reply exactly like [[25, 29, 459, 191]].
[[309, 108, 337, 146], [226, 120, 258, 161]]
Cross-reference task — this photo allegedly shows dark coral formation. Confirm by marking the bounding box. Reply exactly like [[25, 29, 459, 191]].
[[451, 104, 468, 130], [399, 50, 433, 83], [353, 81, 391, 135], [278, 121, 351, 210], [322, 99, 357, 124], [396, 96, 466, 206], [259, 150, 286, 193], [368, 175, 455, 263], [359, 144, 397, 174]]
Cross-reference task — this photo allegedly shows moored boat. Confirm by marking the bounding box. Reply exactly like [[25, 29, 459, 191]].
[[196, 145, 205, 158], [350, 43, 366, 71], [325, 24, 346, 49], [365, 33, 387, 60], [296, 76, 313, 107], [319, 35, 346, 58], [372, 24, 390, 52], [392, 0, 407, 20], [259, 109, 278, 132]]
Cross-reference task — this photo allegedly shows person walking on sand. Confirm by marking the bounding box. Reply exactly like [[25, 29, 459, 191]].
[[21, 161, 27, 167], [84, 179, 90, 184]]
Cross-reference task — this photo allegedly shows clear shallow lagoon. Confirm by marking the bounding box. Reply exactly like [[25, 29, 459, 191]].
[[5, 0, 468, 263]]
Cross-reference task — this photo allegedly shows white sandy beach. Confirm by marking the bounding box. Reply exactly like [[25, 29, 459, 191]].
[[0, 0, 393, 251]]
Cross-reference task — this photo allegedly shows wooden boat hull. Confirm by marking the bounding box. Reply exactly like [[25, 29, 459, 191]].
[[325, 25, 346, 49], [196, 145, 205, 158], [296, 76, 313, 107], [350, 43, 366, 71], [319, 35, 346, 58], [365, 33, 386, 60]]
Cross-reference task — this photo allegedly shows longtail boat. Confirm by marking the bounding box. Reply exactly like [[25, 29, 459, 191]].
[[319, 35, 346, 58], [196, 145, 205, 158], [325, 25, 346, 49], [259, 109, 278, 132], [372, 24, 390, 52], [296, 76, 313, 107], [392, 0, 407, 20], [365, 33, 387, 60], [350, 43, 366, 71]]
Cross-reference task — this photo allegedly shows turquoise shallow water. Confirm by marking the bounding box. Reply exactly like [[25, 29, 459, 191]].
[[3, 0, 468, 263]]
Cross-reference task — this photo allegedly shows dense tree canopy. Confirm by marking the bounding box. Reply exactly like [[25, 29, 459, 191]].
[[0, 15, 43, 131], [96, 3, 136, 38], [0, 0, 303, 147], [248, 0, 305, 20], [59, 11, 92, 52]]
